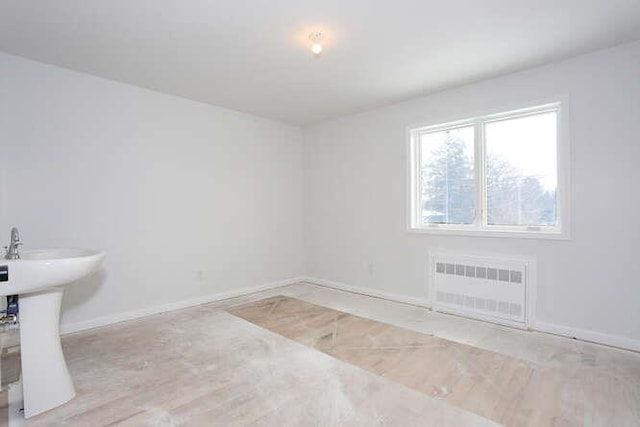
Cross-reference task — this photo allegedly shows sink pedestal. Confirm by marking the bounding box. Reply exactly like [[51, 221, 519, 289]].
[[19, 288, 75, 418], [1, 247, 105, 418]]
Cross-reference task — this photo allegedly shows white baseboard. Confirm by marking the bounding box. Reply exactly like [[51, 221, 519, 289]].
[[301, 276, 431, 308], [533, 321, 640, 353], [60, 275, 640, 353], [304, 276, 640, 353], [60, 276, 304, 335]]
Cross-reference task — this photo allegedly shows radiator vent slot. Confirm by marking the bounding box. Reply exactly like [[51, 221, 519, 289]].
[[432, 254, 528, 327]]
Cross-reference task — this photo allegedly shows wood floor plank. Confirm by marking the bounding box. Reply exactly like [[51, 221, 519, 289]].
[[2, 283, 636, 426], [228, 295, 633, 427], [24, 299, 494, 426]]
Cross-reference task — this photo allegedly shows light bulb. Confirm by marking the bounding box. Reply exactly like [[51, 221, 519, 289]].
[[309, 31, 324, 57]]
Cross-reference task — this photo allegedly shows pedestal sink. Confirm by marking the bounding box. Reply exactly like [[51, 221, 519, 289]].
[[0, 249, 105, 418]]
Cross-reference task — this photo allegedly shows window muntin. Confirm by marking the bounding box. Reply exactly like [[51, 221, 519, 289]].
[[410, 103, 566, 237]]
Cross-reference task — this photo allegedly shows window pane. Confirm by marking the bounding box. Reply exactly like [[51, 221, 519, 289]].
[[485, 112, 558, 227], [419, 126, 475, 225]]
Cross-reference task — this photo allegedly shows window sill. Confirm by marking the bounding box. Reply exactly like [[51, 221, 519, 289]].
[[407, 225, 570, 240]]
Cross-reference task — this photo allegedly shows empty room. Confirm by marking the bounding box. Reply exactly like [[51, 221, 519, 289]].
[[1, 1, 639, 425]]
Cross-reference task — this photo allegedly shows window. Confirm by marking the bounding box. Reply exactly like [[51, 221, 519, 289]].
[[408, 101, 569, 239]]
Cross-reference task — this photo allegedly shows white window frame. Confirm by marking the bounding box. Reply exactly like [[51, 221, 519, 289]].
[[407, 98, 571, 240]]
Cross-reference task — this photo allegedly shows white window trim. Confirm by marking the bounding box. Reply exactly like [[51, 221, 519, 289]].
[[406, 97, 571, 240]]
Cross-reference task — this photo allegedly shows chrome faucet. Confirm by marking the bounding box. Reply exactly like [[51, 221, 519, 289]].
[[4, 227, 22, 260]]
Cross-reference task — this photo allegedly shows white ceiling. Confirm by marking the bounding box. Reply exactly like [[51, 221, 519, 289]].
[[2, 1, 640, 126]]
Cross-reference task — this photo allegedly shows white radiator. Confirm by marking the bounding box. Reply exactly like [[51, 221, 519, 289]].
[[431, 253, 529, 328]]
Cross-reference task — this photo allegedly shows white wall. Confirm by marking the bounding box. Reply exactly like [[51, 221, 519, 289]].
[[0, 54, 9, 235], [303, 41, 640, 344], [3, 41, 640, 348], [1, 53, 304, 328]]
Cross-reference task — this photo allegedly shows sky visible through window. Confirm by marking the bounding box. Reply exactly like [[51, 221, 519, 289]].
[[485, 112, 557, 191]]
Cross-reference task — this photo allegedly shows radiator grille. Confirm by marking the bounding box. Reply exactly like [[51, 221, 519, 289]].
[[432, 254, 528, 326]]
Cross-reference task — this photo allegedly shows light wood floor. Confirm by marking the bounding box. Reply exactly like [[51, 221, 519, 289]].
[[7, 283, 640, 426], [230, 295, 638, 426]]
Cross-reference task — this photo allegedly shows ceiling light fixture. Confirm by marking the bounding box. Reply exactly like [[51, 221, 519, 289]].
[[309, 31, 324, 57]]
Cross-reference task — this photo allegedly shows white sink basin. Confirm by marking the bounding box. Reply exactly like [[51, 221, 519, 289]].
[[0, 248, 105, 418], [1, 249, 105, 296]]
